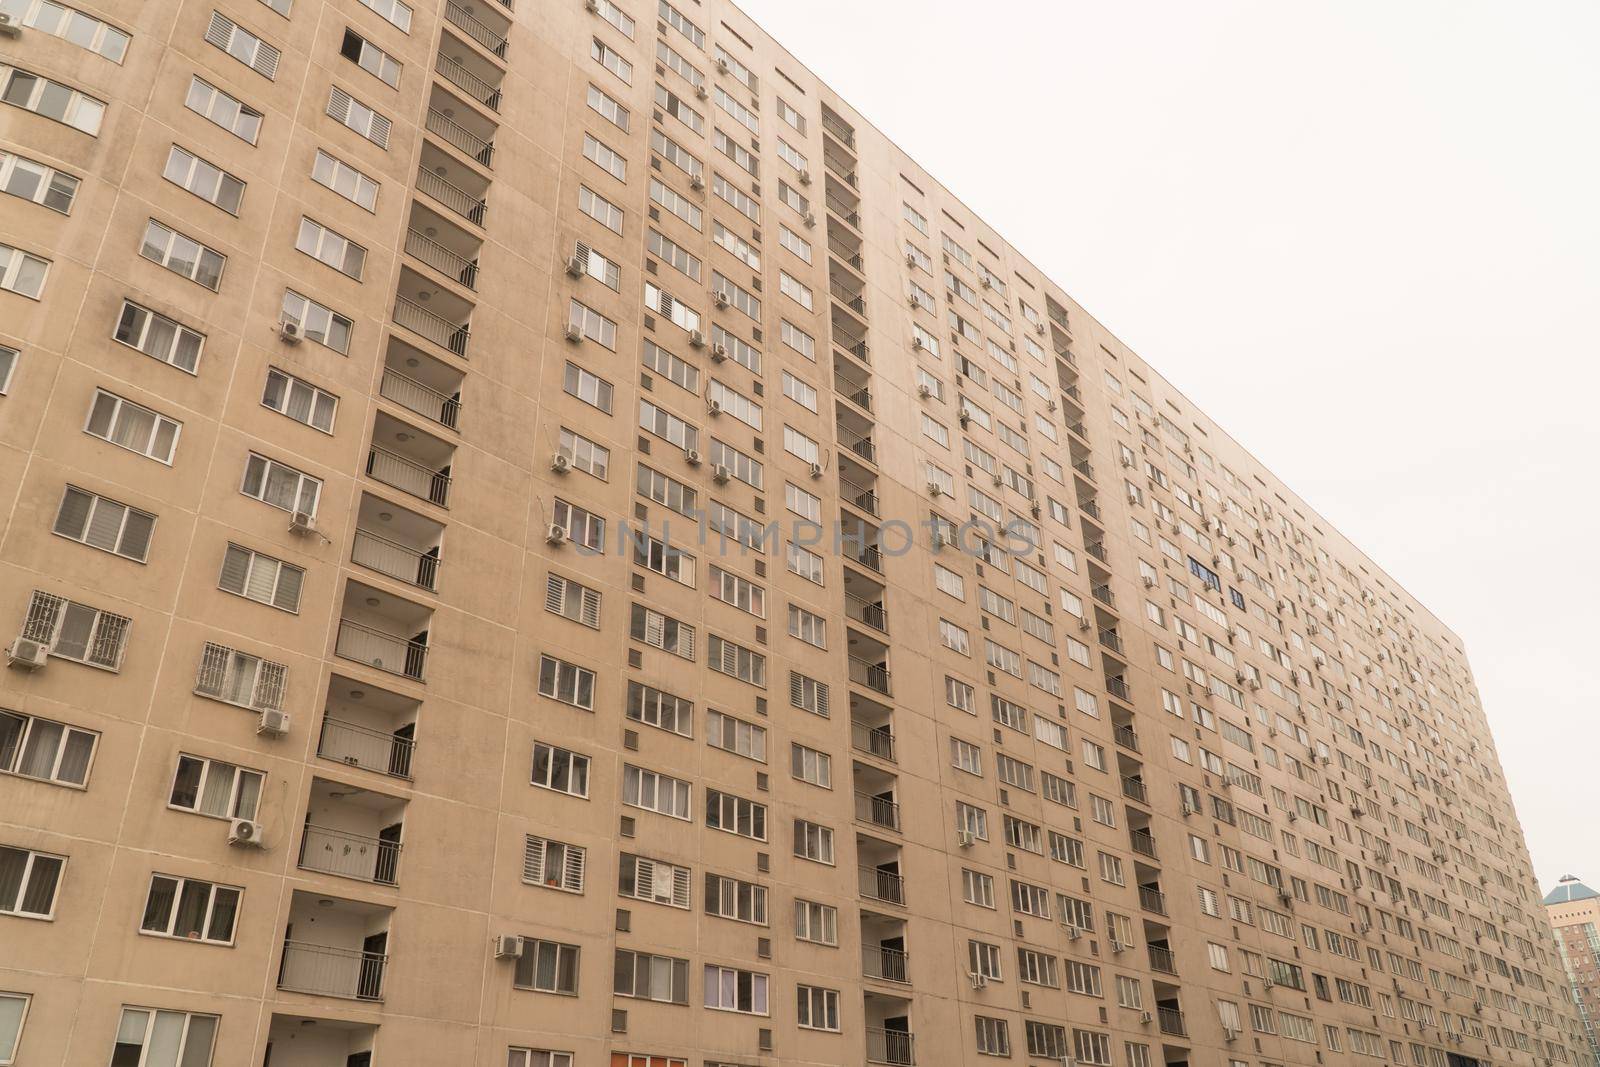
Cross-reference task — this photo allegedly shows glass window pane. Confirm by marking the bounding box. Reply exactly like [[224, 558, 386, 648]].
[[141, 875, 177, 932], [17, 719, 62, 778]]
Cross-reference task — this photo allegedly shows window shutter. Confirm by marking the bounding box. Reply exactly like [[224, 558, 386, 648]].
[[368, 111, 391, 148], [205, 12, 234, 50], [564, 843, 586, 891], [271, 561, 303, 612], [254, 40, 281, 80], [219, 545, 250, 595], [118, 510, 154, 561], [254, 660, 286, 710], [644, 610, 664, 649], [523, 835, 545, 884], [579, 587, 601, 628], [327, 87, 353, 124], [634, 857, 654, 899], [54, 487, 92, 539], [671, 864, 690, 907], [85, 500, 125, 552], [677, 623, 694, 659], [545, 574, 566, 615]]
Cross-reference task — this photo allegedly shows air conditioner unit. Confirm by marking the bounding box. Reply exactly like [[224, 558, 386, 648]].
[[905, 252, 918, 267], [278, 319, 304, 343], [228, 818, 265, 847], [1140, 1011, 1152, 1024], [710, 342, 728, 362], [1029, 502, 1040, 518], [6, 637, 47, 670], [1077, 618, 1091, 632], [803, 212, 816, 228], [713, 291, 729, 308], [931, 530, 951, 550], [1046, 399, 1057, 412], [956, 828, 975, 848], [1141, 576, 1155, 588], [551, 451, 572, 474], [565, 254, 586, 277], [684, 448, 703, 466], [992, 473, 1004, 488], [926, 481, 943, 496], [713, 464, 732, 485], [1263, 976, 1275, 989], [689, 329, 706, 348], [564, 325, 583, 342], [968, 971, 987, 989], [1067, 926, 1081, 941], [957, 411, 970, 426], [808, 462, 824, 479], [257, 708, 290, 736], [917, 383, 933, 398], [1034, 321, 1045, 335], [707, 399, 723, 416], [715, 56, 730, 72], [690, 173, 706, 191], [0, 12, 21, 35], [1278, 890, 1292, 904], [495, 934, 525, 959], [798, 169, 812, 185], [1180, 802, 1197, 816], [546, 524, 568, 546], [288, 510, 316, 535], [1109, 939, 1126, 954], [584, 0, 598, 10], [1223, 1026, 1239, 1042], [694, 83, 708, 99]]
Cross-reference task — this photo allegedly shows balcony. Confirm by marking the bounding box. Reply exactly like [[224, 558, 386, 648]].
[[382, 337, 463, 431], [367, 410, 455, 508], [834, 358, 872, 413], [857, 835, 904, 907], [417, 142, 488, 227], [1073, 458, 1095, 482], [394, 267, 471, 357], [1085, 541, 1107, 563], [436, 34, 504, 110], [1130, 829, 1157, 860], [1114, 723, 1140, 752], [855, 791, 900, 833], [861, 913, 909, 984], [852, 720, 896, 763], [821, 136, 859, 188], [1156, 1006, 1187, 1038], [848, 656, 890, 697], [1147, 944, 1177, 976], [352, 492, 444, 593], [277, 893, 390, 1002], [838, 425, 877, 467], [839, 473, 880, 518], [824, 174, 862, 232], [1106, 676, 1132, 702], [266, 1014, 377, 1062], [442, 0, 508, 59], [1122, 776, 1148, 805], [865, 990, 915, 1066], [405, 207, 481, 291], [319, 674, 418, 780], [425, 86, 496, 167], [1098, 628, 1124, 655], [299, 777, 406, 886], [1092, 582, 1115, 608], [1138, 884, 1167, 916], [335, 581, 432, 682], [820, 103, 857, 151], [844, 593, 888, 634]]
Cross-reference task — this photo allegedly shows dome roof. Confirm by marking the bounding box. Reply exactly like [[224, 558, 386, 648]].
[[1544, 877, 1599, 906]]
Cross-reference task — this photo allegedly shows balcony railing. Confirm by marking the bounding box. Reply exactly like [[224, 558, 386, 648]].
[[1157, 1007, 1187, 1037], [435, 53, 501, 110], [1122, 776, 1149, 805], [1138, 885, 1167, 916], [845, 593, 888, 634], [443, 0, 507, 57], [1091, 583, 1115, 607], [843, 541, 883, 574], [840, 476, 880, 518], [425, 107, 495, 167], [866, 1027, 915, 1067], [1106, 677, 1132, 702], [1067, 420, 1088, 440], [821, 112, 856, 149], [1113, 724, 1139, 752], [862, 944, 909, 984], [855, 791, 900, 832], [849, 656, 891, 696], [1147, 945, 1177, 975], [1080, 498, 1102, 521], [299, 824, 401, 886], [1130, 831, 1157, 860], [840, 429, 878, 465], [416, 165, 486, 226], [1098, 629, 1124, 654], [318, 716, 415, 780], [859, 865, 904, 906], [352, 528, 440, 592], [336, 618, 428, 681], [278, 940, 387, 1001], [1085, 541, 1107, 563], [405, 228, 479, 289], [380, 367, 461, 430], [1073, 459, 1095, 481], [851, 722, 896, 763], [394, 294, 471, 357], [368, 446, 452, 507]]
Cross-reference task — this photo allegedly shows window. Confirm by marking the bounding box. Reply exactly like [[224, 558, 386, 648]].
[[558, 428, 610, 479], [52, 486, 154, 562], [0, 845, 63, 918], [4, 1, 129, 59], [790, 672, 830, 716], [281, 290, 352, 353], [569, 299, 617, 350], [296, 217, 366, 278], [113, 301, 204, 375], [793, 819, 833, 863], [544, 573, 601, 629], [168, 754, 262, 820], [261, 368, 336, 433], [0, 991, 26, 1064], [705, 789, 765, 839], [578, 185, 623, 233], [627, 681, 693, 738], [794, 899, 837, 945], [111, 1008, 218, 1066], [508, 1050, 572, 1067], [620, 853, 691, 908], [241, 452, 320, 515], [340, 28, 400, 87], [587, 82, 629, 130], [0, 149, 80, 214], [703, 965, 768, 1015], [704, 871, 766, 924], [1017, 947, 1059, 988], [629, 604, 695, 659], [0, 243, 48, 302], [589, 0, 634, 36], [969, 939, 1003, 980], [956, 801, 988, 841], [538, 654, 596, 710], [563, 362, 613, 412], [787, 603, 826, 648], [1026, 1022, 1068, 1060], [311, 149, 378, 210], [163, 146, 244, 213], [204, 10, 279, 77], [193, 639, 285, 711], [0, 709, 97, 787], [513, 938, 580, 994], [0, 64, 106, 134], [797, 985, 840, 1031], [1074, 1029, 1113, 1066], [20, 590, 129, 670], [84, 389, 179, 464], [522, 833, 586, 893], [963, 868, 995, 908], [356, 0, 412, 30], [592, 37, 632, 82], [615, 950, 690, 1004], [976, 1016, 1010, 1057], [185, 76, 261, 143], [624, 764, 691, 819], [531, 742, 590, 797], [951, 737, 982, 775], [219, 544, 303, 612], [707, 711, 765, 761], [707, 634, 765, 685], [139, 875, 240, 944], [789, 743, 830, 787], [326, 85, 390, 146]]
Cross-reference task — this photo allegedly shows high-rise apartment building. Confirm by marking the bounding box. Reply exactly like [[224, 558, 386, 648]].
[[1546, 878, 1600, 1065], [0, 0, 1586, 1065]]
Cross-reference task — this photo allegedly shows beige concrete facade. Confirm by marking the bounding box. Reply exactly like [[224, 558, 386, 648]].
[[0, 0, 1587, 1065], [1545, 879, 1600, 1065]]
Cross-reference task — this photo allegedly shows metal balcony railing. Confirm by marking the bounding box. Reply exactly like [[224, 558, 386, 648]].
[[336, 618, 428, 681], [405, 228, 479, 289], [1122, 776, 1149, 805], [1085, 541, 1107, 563], [840, 475, 880, 518], [367, 446, 452, 507], [318, 716, 415, 779], [425, 107, 495, 167], [1130, 831, 1157, 860], [821, 112, 856, 149], [845, 593, 888, 634], [1092, 583, 1115, 607], [1113, 724, 1140, 752], [839, 430, 877, 465], [1157, 1007, 1187, 1037], [851, 722, 896, 763], [380, 367, 461, 430], [352, 528, 440, 592], [835, 337, 870, 364], [1074, 459, 1095, 480], [1080, 498, 1102, 521], [849, 656, 891, 696], [855, 791, 900, 832], [862, 945, 909, 984], [278, 940, 387, 1001], [435, 53, 501, 110], [835, 374, 872, 412], [393, 294, 471, 357], [1099, 629, 1124, 654], [416, 165, 487, 226], [1106, 677, 1132, 701], [1138, 885, 1167, 916], [1068, 420, 1088, 440], [1147, 944, 1177, 975], [866, 1027, 914, 1067], [299, 824, 401, 885], [843, 541, 883, 575], [443, 0, 507, 57], [859, 865, 905, 906]]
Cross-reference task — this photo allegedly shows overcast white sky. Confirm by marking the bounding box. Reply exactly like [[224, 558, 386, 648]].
[[736, 0, 1600, 892]]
